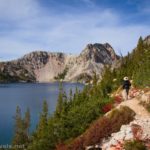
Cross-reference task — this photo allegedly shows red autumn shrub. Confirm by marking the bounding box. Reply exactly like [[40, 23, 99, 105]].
[[131, 124, 143, 141], [110, 140, 124, 150], [68, 136, 85, 150], [102, 103, 113, 113], [56, 143, 68, 150], [66, 106, 135, 150], [83, 117, 110, 146], [114, 96, 122, 104], [129, 88, 140, 98], [145, 140, 150, 149]]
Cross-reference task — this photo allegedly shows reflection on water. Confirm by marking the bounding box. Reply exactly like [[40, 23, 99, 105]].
[[0, 82, 84, 144]]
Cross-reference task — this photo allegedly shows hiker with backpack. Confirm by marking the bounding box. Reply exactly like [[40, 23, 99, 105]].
[[122, 76, 131, 100]]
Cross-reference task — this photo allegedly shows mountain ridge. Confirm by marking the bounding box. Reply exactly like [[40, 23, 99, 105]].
[[0, 42, 119, 83], [1, 34, 149, 83]]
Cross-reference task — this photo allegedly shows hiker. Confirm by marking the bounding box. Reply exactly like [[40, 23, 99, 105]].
[[122, 76, 131, 100]]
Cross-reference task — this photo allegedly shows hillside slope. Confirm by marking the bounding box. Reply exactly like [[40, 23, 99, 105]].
[[64, 89, 150, 150], [102, 91, 150, 150]]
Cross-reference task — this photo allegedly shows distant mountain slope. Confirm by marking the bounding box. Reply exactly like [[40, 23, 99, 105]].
[[1, 34, 150, 83], [144, 35, 150, 44], [65, 43, 119, 82], [0, 42, 119, 83]]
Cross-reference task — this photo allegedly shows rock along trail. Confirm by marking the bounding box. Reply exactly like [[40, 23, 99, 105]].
[[117, 98, 150, 118]]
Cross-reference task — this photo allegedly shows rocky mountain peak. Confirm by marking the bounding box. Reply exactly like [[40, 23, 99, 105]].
[[17, 51, 50, 70], [79, 43, 118, 64], [103, 42, 112, 49], [144, 35, 150, 45]]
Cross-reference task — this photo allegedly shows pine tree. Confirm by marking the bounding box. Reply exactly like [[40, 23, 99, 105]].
[[37, 101, 48, 138], [93, 71, 98, 86], [137, 36, 144, 51], [62, 91, 68, 114], [133, 37, 144, 67], [24, 108, 30, 140], [55, 83, 64, 117], [69, 89, 73, 102], [99, 66, 114, 97], [12, 106, 23, 147], [28, 101, 49, 150], [12, 106, 30, 149], [133, 40, 150, 87]]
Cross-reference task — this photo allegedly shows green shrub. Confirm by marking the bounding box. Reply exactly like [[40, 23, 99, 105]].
[[124, 140, 147, 150], [54, 67, 68, 80]]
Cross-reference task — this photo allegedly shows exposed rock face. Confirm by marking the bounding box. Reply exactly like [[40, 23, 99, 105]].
[[144, 35, 150, 45], [35, 52, 67, 82], [102, 117, 150, 150], [0, 43, 119, 83], [65, 43, 119, 82], [80, 43, 117, 63]]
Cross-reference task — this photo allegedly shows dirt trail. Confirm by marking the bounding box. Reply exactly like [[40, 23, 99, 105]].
[[117, 98, 150, 118]]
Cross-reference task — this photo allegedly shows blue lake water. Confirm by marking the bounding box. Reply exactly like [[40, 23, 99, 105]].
[[0, 82, 84, 144]]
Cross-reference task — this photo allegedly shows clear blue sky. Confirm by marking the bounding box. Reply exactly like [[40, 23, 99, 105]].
[[0, 0, 150, 60]]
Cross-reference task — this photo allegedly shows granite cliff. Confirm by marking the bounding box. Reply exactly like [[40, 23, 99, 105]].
[[0, 42, 119, 83]]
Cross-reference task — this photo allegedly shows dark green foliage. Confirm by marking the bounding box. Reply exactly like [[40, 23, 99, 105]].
[[55, 83, 65, 117], [98, 36, 150, 92], [28, 101, 51, 150], [124, 140, 147, 150], [76, 73, 92, 83], [24, 108, 30, 136], [54, 67, 68, 80], [133, 46, 150, 87], [12, 106, 30, 150], [123, 37, 150, 87], [56, 88, 109, 144], [36, 100, 48, 138], [0, 64, 36, 83], [0, 72, 17, 83], [98, 66, 114, 97], [27, 80, 113, 149]]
